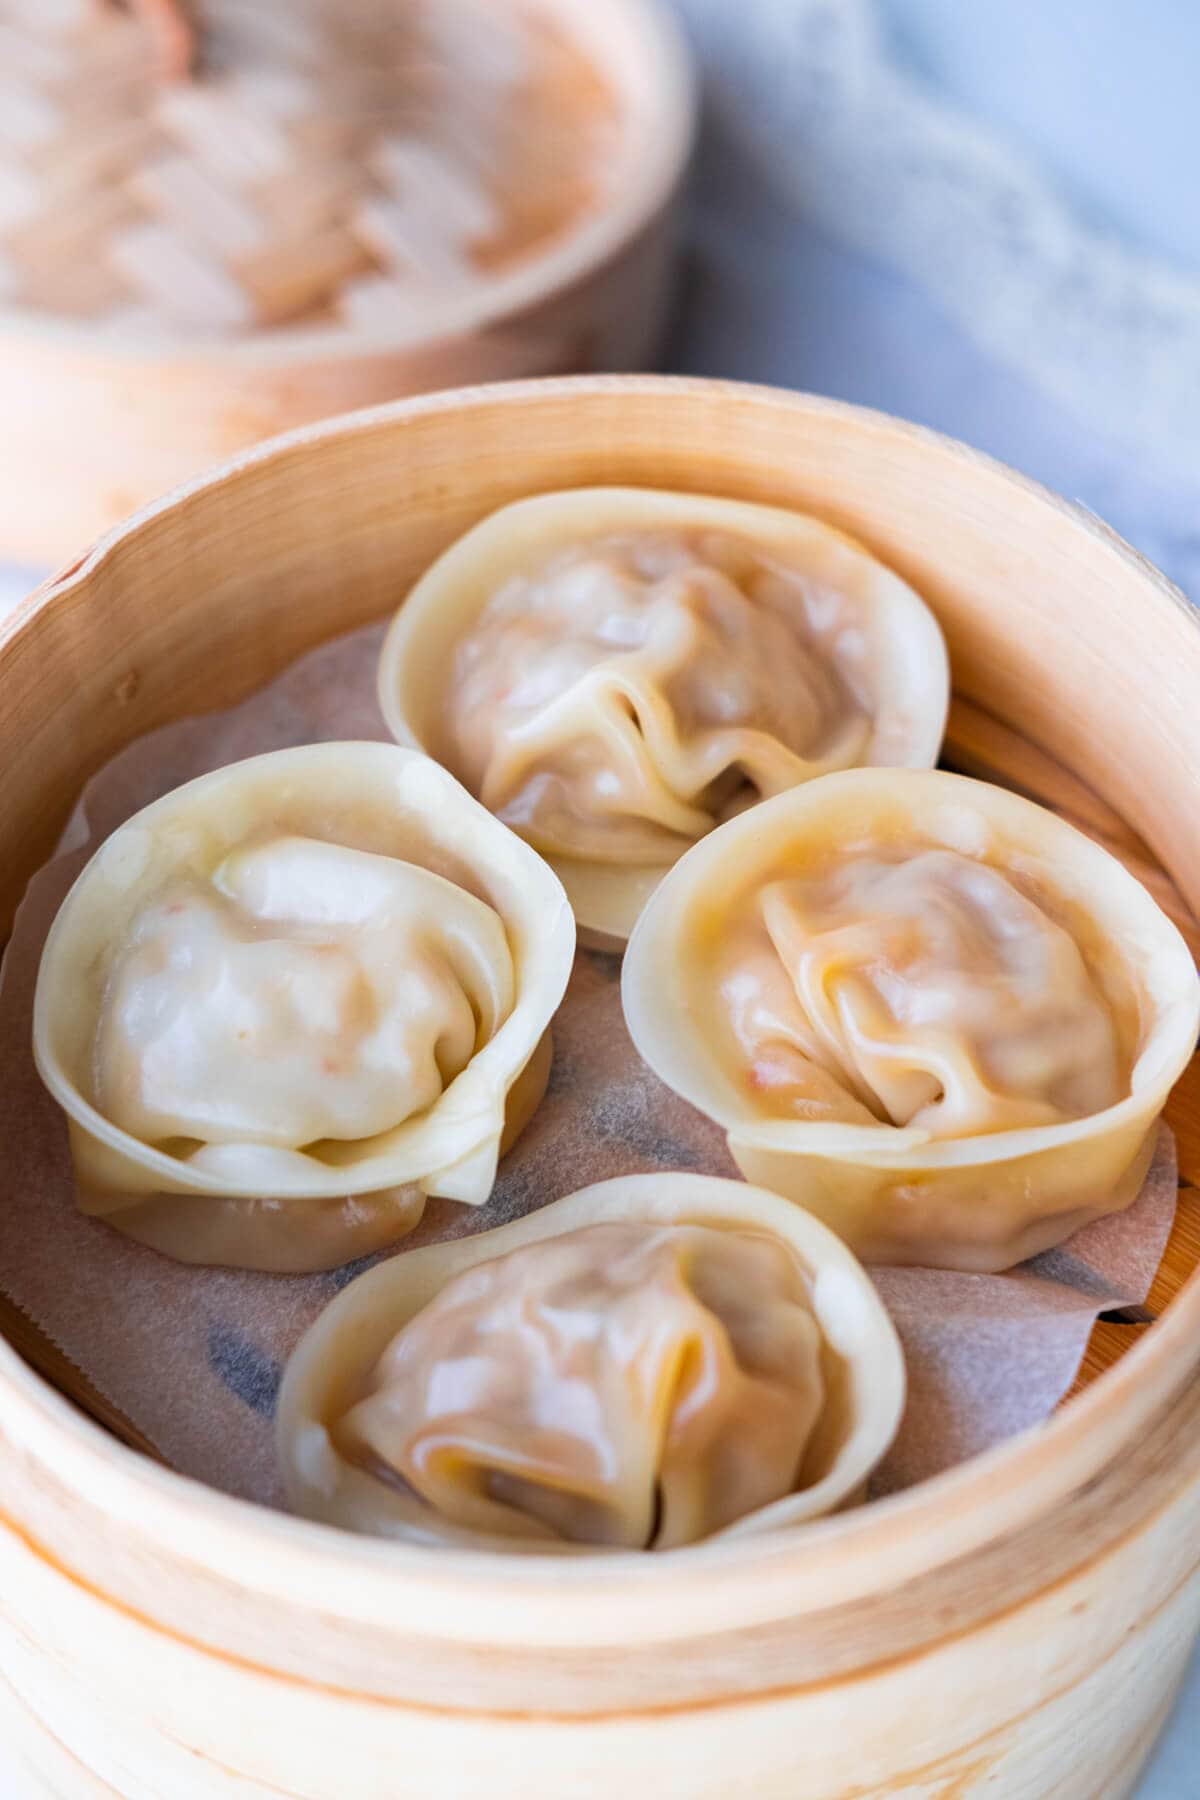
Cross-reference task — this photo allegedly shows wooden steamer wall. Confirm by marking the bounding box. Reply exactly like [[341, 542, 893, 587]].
[[0, 378, 1198, 1798]]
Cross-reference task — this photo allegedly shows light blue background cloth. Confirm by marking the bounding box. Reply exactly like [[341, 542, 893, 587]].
[[671, 0, 1200, 603], [881, 0, 1200, 269]]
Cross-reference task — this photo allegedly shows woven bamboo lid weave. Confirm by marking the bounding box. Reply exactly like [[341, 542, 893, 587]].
[[0, 0, 621, 334]]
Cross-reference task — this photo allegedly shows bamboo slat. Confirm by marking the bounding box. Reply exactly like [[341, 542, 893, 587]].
[[0, 0, 695, 563]]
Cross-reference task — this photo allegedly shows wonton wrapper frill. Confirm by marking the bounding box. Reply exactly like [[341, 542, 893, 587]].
[[622, 770, 1200, 1272], [377, 488, 949, 946], [33, 743, 574, 1272], [276, 1172, 904, 1551]]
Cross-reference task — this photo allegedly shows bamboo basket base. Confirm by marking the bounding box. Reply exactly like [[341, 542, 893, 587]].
[[0, 1362, 1199, 1796]]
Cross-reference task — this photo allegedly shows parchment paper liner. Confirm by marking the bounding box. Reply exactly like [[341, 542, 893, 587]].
[[0, 621, 1178, 1512]]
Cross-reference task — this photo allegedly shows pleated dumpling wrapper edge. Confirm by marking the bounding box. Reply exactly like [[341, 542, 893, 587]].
[[622, 767, 1200, 1272], [277, 1171, 904, 1551], [378, 487, 949, 947]]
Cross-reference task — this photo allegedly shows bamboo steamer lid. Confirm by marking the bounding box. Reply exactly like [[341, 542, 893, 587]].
[[0, 0, 625, 332], [0, 0, 692, 562]]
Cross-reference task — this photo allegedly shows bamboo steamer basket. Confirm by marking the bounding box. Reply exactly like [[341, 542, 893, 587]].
[[2, 376, 1200, 1799], [0, 0, 693, 567]]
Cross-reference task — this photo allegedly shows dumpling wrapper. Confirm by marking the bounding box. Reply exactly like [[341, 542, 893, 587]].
[[378, 487, 949, 945], [338, 1223, 824, 1551], [277, 1173, 904, 1551], [33, 743, 575, 1272], [622, 770, 1200, 1272]]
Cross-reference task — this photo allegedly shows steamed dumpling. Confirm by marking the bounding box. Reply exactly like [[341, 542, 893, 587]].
[[338, 1223, 824, 1550], [379, 488, 949, 943], [623, 770, 1199, 1271], [277, 1173, 905, 1550], [34, 744, 574, 1271]]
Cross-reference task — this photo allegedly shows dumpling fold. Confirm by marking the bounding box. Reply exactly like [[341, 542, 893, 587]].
[[278, 1172, 904, 1551]]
